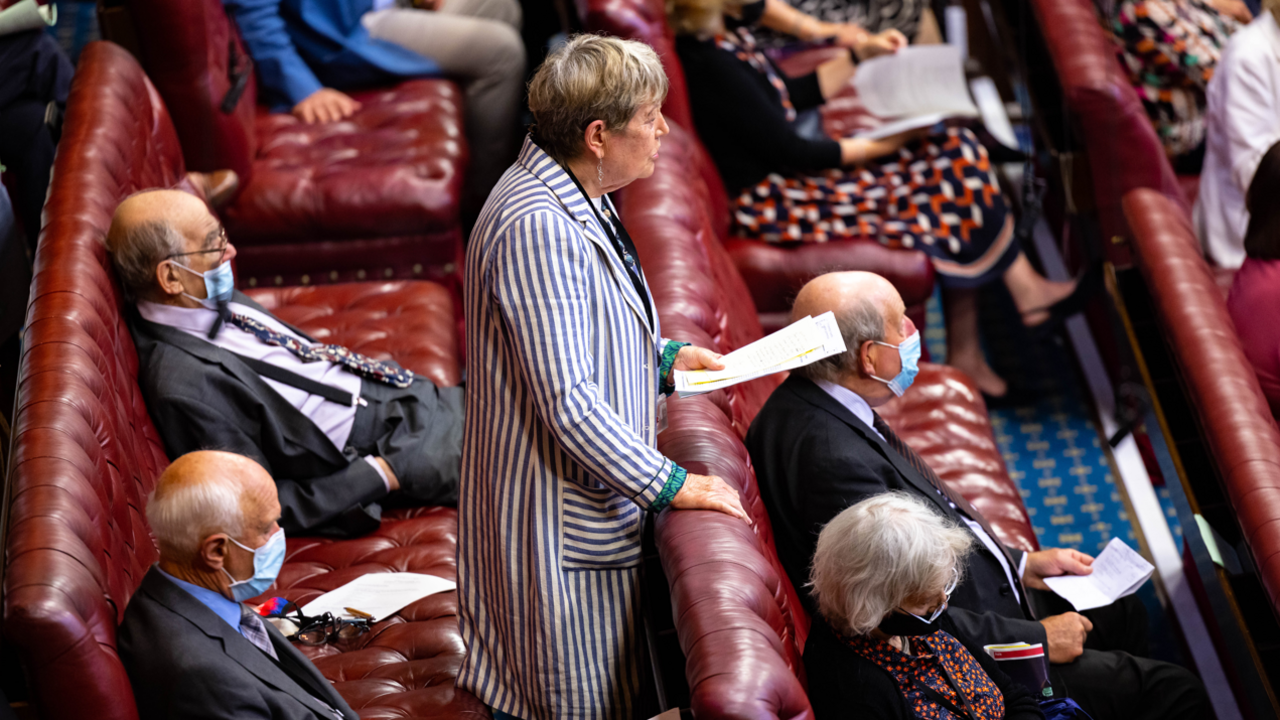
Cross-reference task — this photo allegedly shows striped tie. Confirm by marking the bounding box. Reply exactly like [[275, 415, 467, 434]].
[[228, 312, 414, 388], [240, 604, 279, 660], [871, 412, 1023, 577]]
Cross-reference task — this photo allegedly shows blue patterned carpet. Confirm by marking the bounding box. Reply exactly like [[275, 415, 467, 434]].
[[924, 288, 1182, 554]]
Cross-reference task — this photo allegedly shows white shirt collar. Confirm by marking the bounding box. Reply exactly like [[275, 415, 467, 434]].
[[137, 299, 219, 335], [814, 379, 884, 441]]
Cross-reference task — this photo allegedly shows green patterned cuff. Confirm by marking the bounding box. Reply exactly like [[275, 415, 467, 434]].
[[650, 464, 687, 514], [658, 341, 689, 395]]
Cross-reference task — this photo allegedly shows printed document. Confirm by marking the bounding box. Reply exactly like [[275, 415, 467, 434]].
[[0, 0, 56, 37], [674, 312, 846, 397], [1043, 538, 1155, 611], [301, 572, 456, 620], [851, 45, 978, 139]]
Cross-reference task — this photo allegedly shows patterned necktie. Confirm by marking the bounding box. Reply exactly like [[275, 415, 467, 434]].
[[870, 412, 1024, 583], [228, 313, 414, 388], [240, 604, 279, 660]]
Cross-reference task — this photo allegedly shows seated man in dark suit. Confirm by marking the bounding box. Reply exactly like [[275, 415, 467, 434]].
[[106, 189, 462, 537], [120, 450, 357, 720], [746, 271, 1210, 720]]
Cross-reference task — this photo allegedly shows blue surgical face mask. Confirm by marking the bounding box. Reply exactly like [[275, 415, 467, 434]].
[[223, 527, 286, 602], [870, 330, 921, 397], [172, 258, 235, 307]]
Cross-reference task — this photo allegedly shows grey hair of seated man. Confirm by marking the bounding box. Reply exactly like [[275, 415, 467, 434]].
[[809, 492, 973, 636], [789, 271, 901, 384], [105, 189, 209, 300], [147, 450, 260, 562]]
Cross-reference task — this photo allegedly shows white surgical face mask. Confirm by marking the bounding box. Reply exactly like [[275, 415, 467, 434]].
[[171, 257, 235, 307]]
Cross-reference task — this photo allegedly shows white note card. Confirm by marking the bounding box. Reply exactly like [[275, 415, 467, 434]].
[[0, 0, 56, 37], [674, 312, 846, 398], [301, 572, 456, 620], [1042, 538, 1155, 611]]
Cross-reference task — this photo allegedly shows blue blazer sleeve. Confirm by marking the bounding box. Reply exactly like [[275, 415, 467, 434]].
[[223, 0, 323, 107], [490, 210, 683, 510]]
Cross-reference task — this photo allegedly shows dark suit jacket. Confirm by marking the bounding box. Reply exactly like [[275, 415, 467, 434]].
[[129, 291, 389, 536], [119, 567, 358, 720], [746, 375, 1048, 649]]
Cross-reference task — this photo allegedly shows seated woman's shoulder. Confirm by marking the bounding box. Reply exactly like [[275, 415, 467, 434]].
[[803, 619, 903, 720]]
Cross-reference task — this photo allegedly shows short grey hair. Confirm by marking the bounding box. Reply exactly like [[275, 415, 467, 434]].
[[810, 492, 973, 636], [106, 218, 184, 299], [527, 34, 669, 163], [792, 294, 886, 383], [146, 479, 244, 562]]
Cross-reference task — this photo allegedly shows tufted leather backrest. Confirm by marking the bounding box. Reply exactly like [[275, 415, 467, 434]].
[[1125, 189, 1280, 619], [620, 120, 815, 719], [3, 41, 186, 720], [123, 0, 259, 182], [1029, 0, 1185, 262]]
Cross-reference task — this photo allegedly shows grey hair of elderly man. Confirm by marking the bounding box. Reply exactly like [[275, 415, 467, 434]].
[[788, 271, 911, 406], [810, 492, 974, 636], [147, 450, 282, 597]]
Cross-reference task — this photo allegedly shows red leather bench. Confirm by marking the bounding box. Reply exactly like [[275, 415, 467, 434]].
[[619, 118, 1037, 718], [114, 0, 467, 294], [2, 41, 485, 720], [579, 0, 937, 335], [1029, 0, 1190, 267], [1125, 188, 1280, 632]]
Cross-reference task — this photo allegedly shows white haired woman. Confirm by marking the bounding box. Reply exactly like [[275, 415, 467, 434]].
[[805, 493, 1045, 720], [458, 34, 751, 720]]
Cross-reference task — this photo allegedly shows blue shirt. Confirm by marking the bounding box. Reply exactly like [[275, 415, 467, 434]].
[[157, 567, 247, 636]]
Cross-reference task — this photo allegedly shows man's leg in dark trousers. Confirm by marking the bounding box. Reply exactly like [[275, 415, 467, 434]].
[[352, 378, 464, 507], [1031, 588, 1211, 720]]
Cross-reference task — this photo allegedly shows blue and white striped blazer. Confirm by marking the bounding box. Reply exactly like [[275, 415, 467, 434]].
[[457, 138, 687, 719]]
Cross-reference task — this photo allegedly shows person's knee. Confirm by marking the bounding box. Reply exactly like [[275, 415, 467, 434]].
[[472, 24, 526, 91]]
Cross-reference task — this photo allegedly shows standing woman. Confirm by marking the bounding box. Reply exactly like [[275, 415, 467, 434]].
[[458, 34, 751, 720]]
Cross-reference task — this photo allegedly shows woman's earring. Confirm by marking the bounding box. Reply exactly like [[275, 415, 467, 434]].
[[597, 157, 604, 185]]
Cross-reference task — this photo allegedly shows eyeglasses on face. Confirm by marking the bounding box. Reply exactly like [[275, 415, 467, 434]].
[[168, 226, 231, 265], [904, 567, 961, 624]]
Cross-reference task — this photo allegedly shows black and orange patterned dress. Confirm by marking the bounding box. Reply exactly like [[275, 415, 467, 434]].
[[678, 28, 1019, 289], [1109, 0, 1237, 171], [802, 615, 1046, 720]]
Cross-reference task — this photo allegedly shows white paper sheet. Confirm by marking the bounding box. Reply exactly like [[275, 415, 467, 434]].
[[852, 45, 978, 121], [1042, 538, 1155, 611], [674, 312, 846, 397], [853, 112, 951, 140], [301, 572, 456, 620], [0, 0, 56, 37]]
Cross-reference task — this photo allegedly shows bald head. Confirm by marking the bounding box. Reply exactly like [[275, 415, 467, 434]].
[[791, 271, 902, 326], [148, 451, 278, 565], [106, 189, 222, 301], [790, 272, 908, 399]]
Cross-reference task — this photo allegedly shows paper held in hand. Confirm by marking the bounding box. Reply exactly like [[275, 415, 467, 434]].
[[673, 312, 846, 398], [1042, 538, 1155, 611], [301, 572, 456, 620], [0, 0, 57, 37], [851, 45, 979, 140]]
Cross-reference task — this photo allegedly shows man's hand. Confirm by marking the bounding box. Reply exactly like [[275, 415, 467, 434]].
[[669, 473, 750, 522], [1023, 547, 1094, 590], [375, 457, 401, 492], [292, 88, 362, 124], [1208, 0, 1252, 22], [852, 29, 908, 61], [1040, 612, 1093, 663]]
